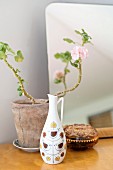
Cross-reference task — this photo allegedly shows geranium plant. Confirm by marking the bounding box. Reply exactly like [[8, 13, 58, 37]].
[[54, 29, 92, 97], [0, 42, 35, 103]]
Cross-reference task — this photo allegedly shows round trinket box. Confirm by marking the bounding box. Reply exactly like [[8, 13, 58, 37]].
[[64, 124, 99, 150]]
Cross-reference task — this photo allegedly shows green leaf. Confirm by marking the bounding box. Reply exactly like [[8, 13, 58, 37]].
[[0, 42, 16, 55], [54, 79, 62, 84], [54, 53, 62, 59], [63, 38, 75, 44], [65, 68, 70, 74], [0, 51, 7, 60], [75, 30, 82, 35], [6, 45, 15, 55], [3, 43, 8, 50], [0, 42, 7, 53], [75, 29, 92, 46], [54, 51, 72, 63], [75, 59, 80, 63], [0, 43, 4, 51], [17, 86, 21, 91], [70, 61, 78, 68], [14, 50, 24, 62], [63, 51, 72, 62], [18, 91, 23, 96]]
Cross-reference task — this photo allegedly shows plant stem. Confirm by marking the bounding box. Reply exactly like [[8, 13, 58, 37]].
[[3, 58, 36, 104], [56, 59, 82, 97], [61, 62, 68, 97]]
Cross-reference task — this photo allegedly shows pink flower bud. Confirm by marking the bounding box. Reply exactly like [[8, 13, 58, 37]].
[[55, 71, 64, 80]]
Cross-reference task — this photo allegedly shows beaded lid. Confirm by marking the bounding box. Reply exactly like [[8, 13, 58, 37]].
[[64, 124, 98, 140]]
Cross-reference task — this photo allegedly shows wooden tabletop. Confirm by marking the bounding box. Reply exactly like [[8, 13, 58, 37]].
[[0, 138, 113, 170]]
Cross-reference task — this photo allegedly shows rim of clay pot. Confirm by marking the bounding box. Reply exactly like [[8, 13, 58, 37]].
[[12, 99, 49, 107]]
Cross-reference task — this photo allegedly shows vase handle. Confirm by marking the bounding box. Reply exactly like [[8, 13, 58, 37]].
[[57, 97, 64, 123]]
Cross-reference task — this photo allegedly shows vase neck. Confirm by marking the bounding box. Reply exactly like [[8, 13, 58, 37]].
[[48, 94, 58, 114]]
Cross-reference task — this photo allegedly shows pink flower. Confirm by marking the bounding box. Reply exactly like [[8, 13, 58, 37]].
[[55, 71, 64, 80], [71, 46, 88, 60]]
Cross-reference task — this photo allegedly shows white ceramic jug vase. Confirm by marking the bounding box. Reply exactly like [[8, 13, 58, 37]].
[[40, 94, 67, 164]]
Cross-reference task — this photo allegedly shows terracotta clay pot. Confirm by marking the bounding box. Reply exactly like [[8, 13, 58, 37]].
[[12, 99, 48, 148]]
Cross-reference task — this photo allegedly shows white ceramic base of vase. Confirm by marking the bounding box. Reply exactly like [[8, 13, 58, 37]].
[[43, 159, 64, 165]]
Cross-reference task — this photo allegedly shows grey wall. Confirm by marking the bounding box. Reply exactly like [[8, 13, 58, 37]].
[[0, 0, 57, 144], [0, 0, 112, 143]]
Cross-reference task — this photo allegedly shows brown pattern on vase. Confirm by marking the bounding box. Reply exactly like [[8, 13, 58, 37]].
[[58, 143, 63, 149], [55, 156, 60, 161], [51, 131, 57, 137], [61, 152, 64, 157], [42, 152, 45, 156], [43, 142, 48, 149], [43, 132, 46, 138], [60, 132, 64, 138]]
